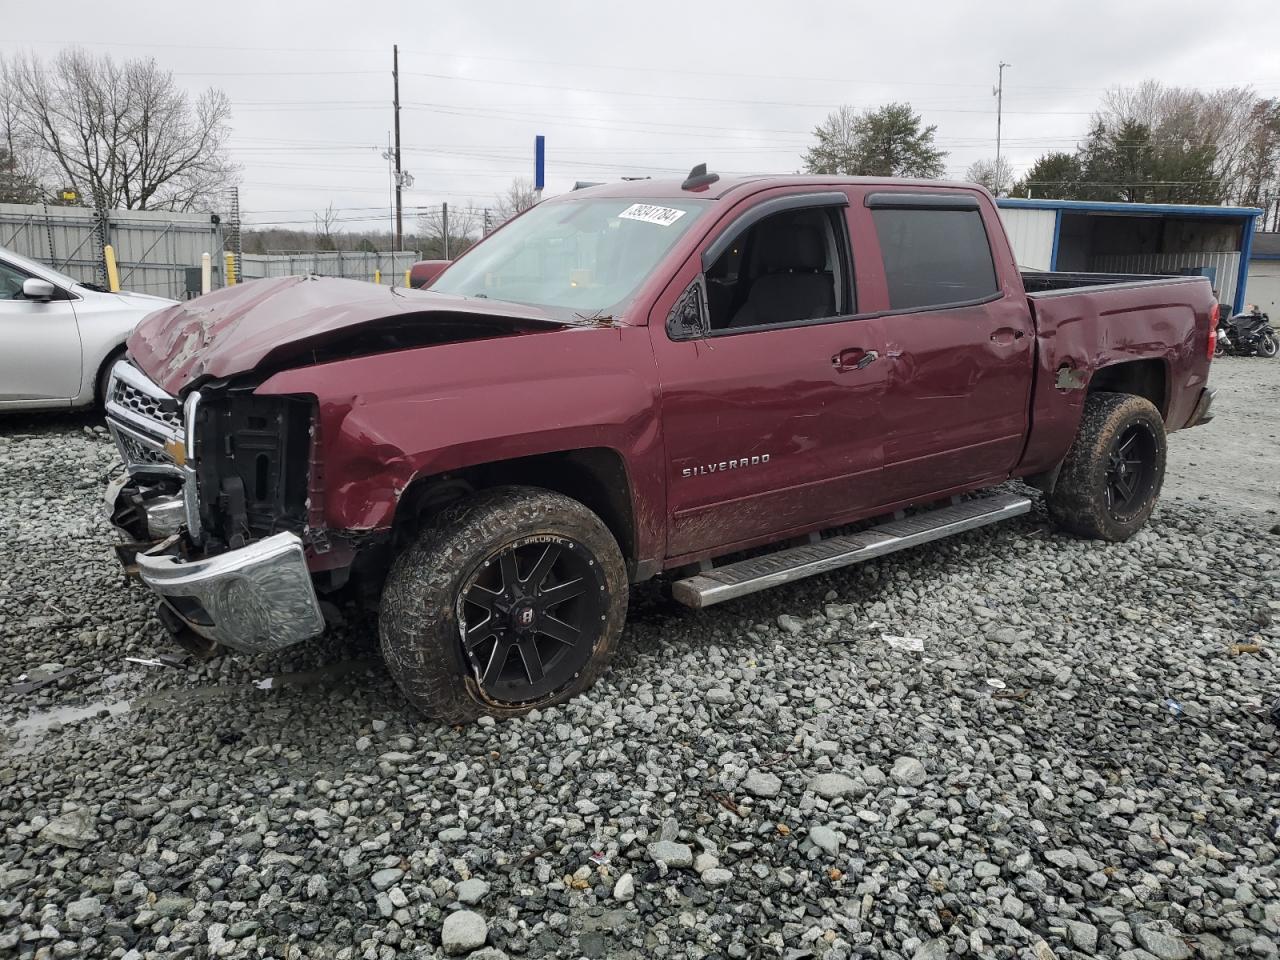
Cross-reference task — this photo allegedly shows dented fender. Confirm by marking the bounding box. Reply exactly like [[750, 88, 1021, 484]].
[[255, 323, 668, 562]]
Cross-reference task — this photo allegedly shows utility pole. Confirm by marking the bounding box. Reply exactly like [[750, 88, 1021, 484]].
[[994, 62, 1010, 196], [393, 44, 403, 250], [382, 134, 394, 240], [442, 202, 449, 259]]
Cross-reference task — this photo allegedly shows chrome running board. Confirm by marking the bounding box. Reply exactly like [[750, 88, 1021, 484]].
[[671, 492, 1032, 609]]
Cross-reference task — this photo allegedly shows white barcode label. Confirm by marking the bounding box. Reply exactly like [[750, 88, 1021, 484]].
[[617, 203, 686, 227]]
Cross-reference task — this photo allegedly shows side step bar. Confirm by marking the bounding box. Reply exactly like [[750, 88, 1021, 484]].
[[671, 492, 1032, 609]]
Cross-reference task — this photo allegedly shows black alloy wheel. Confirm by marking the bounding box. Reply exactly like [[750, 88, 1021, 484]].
[[1103, 423, 1158, 522], [1047, 391, 1166, 542], [379, 485, 627, 723], [459, 536, 607, 704]]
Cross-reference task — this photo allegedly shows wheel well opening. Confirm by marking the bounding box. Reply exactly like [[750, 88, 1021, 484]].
[[95, 345, 127, 406], [395, 448, 637, 570], [1087, 359, 1168, 418]]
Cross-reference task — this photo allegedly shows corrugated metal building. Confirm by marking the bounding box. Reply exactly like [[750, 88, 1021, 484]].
[[996, 198, 1263, 313], [1247, 233, 1280, 316]]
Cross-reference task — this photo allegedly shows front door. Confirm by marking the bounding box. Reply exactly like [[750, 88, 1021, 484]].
[[650, 191, 887, 560], [0, 259, 82, 403]]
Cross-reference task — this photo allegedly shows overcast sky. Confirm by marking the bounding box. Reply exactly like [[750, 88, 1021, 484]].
[[4, 0, 1279, 236]]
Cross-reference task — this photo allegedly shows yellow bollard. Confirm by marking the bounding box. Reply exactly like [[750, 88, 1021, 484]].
[[224, 252, 237, 286], [103, 244, 121, 293], [404, 269, 411, 287], [374, 269, 382, 285]]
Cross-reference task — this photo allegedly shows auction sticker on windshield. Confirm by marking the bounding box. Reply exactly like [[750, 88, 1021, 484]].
[[618, 203, 687, 227]]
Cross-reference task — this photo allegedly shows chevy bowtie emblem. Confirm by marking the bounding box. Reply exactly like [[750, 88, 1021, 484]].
[[164, 438, 187, 466]]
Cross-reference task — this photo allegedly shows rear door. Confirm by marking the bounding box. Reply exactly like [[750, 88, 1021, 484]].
[[649, 190, 888, 561], [0, 256, 82, 404], [855, 192, 1034, 499]]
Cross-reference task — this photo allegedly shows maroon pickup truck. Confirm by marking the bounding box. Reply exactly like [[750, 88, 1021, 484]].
[[103, 170, 1217, 722]]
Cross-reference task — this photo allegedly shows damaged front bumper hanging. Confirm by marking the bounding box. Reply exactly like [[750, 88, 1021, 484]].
[[107, 480, 325, 655], [134, 532, 326, 655]]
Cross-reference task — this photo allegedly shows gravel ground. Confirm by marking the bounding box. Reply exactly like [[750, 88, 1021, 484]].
[[1, 360, 1278, 960], [1165, 357, 1280, 516]]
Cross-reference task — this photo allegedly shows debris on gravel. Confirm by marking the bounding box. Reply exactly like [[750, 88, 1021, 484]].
[[2, 365, 1279, 960]]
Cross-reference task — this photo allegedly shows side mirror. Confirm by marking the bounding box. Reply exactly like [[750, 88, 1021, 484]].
[[666, 277, 710, 341], [22, 278, 56, 301], [408, 260, 451, 289]]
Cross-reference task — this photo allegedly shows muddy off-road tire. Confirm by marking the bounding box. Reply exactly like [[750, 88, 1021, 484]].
[[379, 486, 627, 723], [1048, 392, 1167, 542]]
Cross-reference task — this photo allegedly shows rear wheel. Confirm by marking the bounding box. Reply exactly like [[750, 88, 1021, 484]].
[[1048, 392, 1166, 541], [379, 486, 627, 723], [1258, 331, 1278, 359]]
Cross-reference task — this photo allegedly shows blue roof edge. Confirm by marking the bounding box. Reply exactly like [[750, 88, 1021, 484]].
[[997, 198, 1264, 218]]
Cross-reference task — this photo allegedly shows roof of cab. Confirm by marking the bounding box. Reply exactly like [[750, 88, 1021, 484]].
[[556, 174, 991, 203]]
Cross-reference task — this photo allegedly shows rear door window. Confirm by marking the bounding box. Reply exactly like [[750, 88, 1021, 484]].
[[870, 207, 998, 310]]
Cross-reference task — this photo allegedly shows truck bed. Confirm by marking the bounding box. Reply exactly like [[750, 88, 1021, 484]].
[[1019, 270, 1175, 295], [1017, 271, 1214, 476]]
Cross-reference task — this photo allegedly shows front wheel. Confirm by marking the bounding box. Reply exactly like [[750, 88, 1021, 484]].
[[1048, 392, 1167, 541], [1258, 331, 1278, 358], [379, 486, 627, 723]]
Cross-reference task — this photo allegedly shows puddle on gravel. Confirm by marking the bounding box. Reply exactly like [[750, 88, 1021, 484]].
[[8, 698, 132, 753], [4, 658, 378, 754]]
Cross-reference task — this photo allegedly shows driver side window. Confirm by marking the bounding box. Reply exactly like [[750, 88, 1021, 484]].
[[0, 261, 30, 301], [706, 205, 851, 332]]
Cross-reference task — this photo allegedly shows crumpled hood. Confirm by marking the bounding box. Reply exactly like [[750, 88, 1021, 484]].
[[127, 275, 570, 395]]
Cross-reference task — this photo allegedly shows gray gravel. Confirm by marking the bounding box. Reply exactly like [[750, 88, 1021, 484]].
[[1, 358, 1279, 959]]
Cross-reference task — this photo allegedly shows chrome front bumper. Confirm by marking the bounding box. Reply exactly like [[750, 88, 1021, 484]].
[[135, 533, 326, 654], [108, 483, 325, 655]]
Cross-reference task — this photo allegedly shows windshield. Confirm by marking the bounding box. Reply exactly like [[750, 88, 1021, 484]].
[[431, 197, 710, 318], [0, 247, 82, 290]]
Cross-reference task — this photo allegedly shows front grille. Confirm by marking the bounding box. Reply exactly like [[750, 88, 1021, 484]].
[[106, 361, 183, 476], [110, 377, 182, 433], [118, 431, 172, 467]]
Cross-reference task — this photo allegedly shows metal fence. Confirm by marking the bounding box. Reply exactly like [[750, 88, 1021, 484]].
[[0, 202, 225, 299], [241, 250, 419, 284]]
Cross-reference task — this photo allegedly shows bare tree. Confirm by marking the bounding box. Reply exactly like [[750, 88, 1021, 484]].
[[802, 105, 860, 175], [965, 157, 1014, 196], [0, 56, 46, 202], [417, 202, 482, 259], [1095, 81, 1263, 204], [495, 177, 539, 222], [313, 203, 339, 251], [2, 48, 236, 211]]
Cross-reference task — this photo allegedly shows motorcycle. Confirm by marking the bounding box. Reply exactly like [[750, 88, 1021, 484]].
[[1215, 306, 1278, 358]]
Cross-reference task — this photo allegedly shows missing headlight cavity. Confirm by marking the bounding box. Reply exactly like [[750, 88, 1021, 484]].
[[195, 392, 314, 546]]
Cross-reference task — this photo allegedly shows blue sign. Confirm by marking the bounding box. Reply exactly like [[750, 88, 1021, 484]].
[[535, 135, 545, 191]]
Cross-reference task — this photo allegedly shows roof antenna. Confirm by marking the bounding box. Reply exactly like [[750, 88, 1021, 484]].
[[682, 163, 720, 191]]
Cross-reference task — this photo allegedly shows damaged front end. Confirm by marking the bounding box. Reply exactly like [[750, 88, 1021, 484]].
[[105, 359, 326, 655]]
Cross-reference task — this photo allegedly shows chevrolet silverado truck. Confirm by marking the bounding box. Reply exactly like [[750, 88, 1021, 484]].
[[103, 168, 1217, 722]]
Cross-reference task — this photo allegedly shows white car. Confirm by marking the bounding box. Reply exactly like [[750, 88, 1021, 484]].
[[0, 246, 176, 411]]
